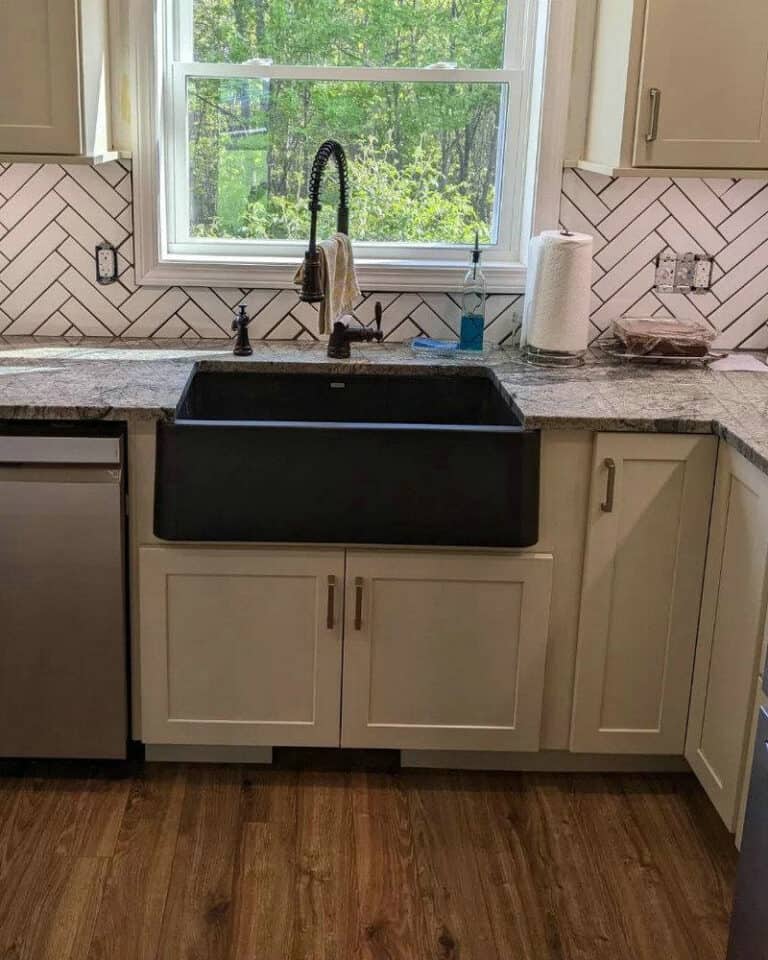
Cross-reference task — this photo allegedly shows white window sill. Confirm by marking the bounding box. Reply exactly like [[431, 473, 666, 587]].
[[136, 255, 528, 293]]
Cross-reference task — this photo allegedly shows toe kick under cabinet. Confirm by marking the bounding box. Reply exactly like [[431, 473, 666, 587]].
[[138, 546, 553, 752]]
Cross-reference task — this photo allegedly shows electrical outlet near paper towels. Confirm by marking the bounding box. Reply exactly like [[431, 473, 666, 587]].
[[654, 252, 714, 294]]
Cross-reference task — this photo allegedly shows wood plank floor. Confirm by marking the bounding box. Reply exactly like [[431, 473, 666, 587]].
[[0, 759, 737, 960]]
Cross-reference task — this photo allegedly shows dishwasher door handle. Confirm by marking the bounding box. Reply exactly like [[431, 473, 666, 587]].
[[0, 436, 121, 465]]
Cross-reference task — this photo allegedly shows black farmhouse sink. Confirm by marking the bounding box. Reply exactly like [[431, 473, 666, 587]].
[[154, 368, 540, 547]]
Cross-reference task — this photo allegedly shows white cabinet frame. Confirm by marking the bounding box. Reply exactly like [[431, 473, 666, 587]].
[[340, 550, 553, 752]]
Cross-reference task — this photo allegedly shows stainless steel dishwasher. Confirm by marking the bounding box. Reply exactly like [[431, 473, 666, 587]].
[[0, 427, 128, 758]]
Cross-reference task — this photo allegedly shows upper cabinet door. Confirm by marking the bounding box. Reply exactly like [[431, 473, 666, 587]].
[[0, 0, 82, 154], [634, 0, 768, 169], [139, 546, 345, 748], [340, 550, 553, 752], [571, 433, 716, 755], [686, 446, 768, 830]]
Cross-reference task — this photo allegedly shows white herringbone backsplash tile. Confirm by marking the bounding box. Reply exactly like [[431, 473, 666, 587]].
[[1, 159, 767, 348], [561, 168, 768, 349]]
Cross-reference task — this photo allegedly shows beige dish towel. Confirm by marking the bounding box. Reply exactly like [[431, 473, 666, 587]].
[[294, 233, 361, 335]]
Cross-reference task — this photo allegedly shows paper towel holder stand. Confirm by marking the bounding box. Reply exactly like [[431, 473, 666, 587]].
[[521, 344, 586, 367], [520, 227, 590, 368]]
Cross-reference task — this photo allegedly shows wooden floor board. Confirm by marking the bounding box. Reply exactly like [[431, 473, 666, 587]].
[[291, 771, 358, 960], [155, 765, 243, 960], [460, 772, 554, 960], [0, 763, 738, 960], [85, 764, 186, 960], [407, 770, 499, 959], [350, 771, 429, 959]]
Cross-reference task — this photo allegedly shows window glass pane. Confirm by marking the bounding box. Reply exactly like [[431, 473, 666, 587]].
[[187, 77, 505, 245], [192, 0, 507, 69]]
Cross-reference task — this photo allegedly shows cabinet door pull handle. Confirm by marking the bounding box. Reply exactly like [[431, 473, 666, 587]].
[[326, 575, 336, 630], [645, 87, 661, 143], [601, 457, 616, 513], [354, 577, 364, 630]]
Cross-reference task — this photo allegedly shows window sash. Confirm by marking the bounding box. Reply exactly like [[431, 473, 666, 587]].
[[163, 0, 536, 267], [173, 0, 530, 70]]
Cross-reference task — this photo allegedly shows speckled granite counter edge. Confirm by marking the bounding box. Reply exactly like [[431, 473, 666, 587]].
[[0, 338, 766, 475]]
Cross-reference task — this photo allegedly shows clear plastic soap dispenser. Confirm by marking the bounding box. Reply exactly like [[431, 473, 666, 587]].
[[460, 231, 486, 351]]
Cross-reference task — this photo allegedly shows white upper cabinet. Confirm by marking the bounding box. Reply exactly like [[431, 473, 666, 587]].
[[340, 550, 553, 752], [0, 0, 113, 160], [686, 446, 768, 831], [578, 0, 768, 176], [571, 434, 716, 754]]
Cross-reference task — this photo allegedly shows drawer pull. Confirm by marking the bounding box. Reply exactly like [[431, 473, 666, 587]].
[[326, 575, 336, 630], [601, 458, 616, 513], [354, 577, 364, 630], [646, 87, 661, 143]]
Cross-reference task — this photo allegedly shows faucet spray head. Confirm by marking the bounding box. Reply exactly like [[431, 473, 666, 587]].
[[300, 249, 325, 303]]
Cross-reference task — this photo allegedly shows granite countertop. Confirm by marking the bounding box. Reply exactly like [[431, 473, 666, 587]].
[[0, 336, 767, 474]]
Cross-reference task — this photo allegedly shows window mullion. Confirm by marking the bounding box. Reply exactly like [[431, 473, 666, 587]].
[[172, 62, 519, 84]]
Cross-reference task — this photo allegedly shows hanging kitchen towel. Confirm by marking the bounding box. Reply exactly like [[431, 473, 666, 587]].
[[521, 230, 593, 354], [294, 233, 361, 335]]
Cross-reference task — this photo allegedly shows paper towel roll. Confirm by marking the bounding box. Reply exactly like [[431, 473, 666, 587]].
[[522, 230, 593, 354]]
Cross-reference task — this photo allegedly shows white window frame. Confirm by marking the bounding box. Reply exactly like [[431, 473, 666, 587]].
[[131, 0, 576, 291]]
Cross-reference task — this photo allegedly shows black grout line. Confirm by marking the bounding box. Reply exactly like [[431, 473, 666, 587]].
[[716, 210, 768, 259], [710, 238, 768, 300], [59, 283, 126, 337], [721, 180, 768, 217], [657, 190, 728, 250], [598, 181, 675, 240], [560, 188, 610, 231], [3, 251, 70, 321], [596, 205, 671, 270], [717, 266, 768, 333], [56, 169, 131, 223], [0, 186, 68, 262], [598, 176, 648, 202], [52, 181, 129, 247], [593, 222, 668, 291], [0, 165, 44, 206]]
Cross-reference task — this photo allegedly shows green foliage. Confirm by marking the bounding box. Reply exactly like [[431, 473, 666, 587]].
[[194, 138, 491, 243], [188, 0, 506, 245]]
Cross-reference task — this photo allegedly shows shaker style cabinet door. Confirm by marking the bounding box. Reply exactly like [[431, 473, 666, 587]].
[[0, 0, 81, 154], [634, 0, 768, 168], [686, 446, 768, 830], [340, 550, 553, 752], [571, 434, 716, 754], [139, 546, 345, 747]]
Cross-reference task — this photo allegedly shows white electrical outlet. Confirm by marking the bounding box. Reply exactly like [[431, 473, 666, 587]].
[[654, 252, 714, 294], [95, 242, 118, 285]]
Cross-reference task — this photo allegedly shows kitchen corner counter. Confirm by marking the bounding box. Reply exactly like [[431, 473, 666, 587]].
[[0, 336, 767, 474]]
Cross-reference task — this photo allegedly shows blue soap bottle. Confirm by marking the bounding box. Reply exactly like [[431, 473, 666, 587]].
[[460, 231, 486, 351]]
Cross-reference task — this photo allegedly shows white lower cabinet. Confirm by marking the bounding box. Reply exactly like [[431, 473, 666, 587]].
[[135, 431, 768, 797], [571, 433, 717, 754], [686, 446, 768, 830], [340, 550, 553, 752], [139, 547, 345, 747], [139, 546, 553, 752]]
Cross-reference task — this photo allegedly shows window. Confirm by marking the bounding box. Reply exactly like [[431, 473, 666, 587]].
[[134, 0, 567, 288]]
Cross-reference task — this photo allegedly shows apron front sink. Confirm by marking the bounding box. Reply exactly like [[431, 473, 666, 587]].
[[154, 368, 540, 547]]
